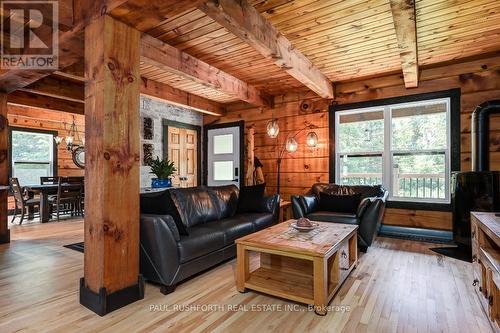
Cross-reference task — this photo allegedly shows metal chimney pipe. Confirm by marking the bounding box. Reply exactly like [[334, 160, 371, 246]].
[[471, 100, 500, 171]]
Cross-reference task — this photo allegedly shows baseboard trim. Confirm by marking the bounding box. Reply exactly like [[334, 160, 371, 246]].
[[379, 225, 453, 244], [80, 275, 144, 316]]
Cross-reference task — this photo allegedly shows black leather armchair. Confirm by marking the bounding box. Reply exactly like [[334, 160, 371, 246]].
[[140, 185, 280, 294], [292, 183, 388, 252]]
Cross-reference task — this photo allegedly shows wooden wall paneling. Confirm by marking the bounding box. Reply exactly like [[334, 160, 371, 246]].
[[209, 54, 500, 231], [6, 106, 85, 212], [82, 15, 143, 316], [0, 94, 9, 243]]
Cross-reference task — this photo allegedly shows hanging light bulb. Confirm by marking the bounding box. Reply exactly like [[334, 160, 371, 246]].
[[267, 119, 279, 138], [306, 131, 318, 147], [285, 137, 298, 153]]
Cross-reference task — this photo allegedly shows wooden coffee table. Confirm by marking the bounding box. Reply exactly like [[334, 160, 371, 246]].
[[235, 220, 358, 315]]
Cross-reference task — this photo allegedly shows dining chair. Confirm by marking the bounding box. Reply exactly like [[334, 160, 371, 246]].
[[40, 176, 60, 185], [53, 178, 83, 221], [9, 178, 41, 224]]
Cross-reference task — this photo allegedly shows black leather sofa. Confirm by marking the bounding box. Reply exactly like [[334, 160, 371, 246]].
[[292, 183, 388, 252], [140, 185, 280, 294]]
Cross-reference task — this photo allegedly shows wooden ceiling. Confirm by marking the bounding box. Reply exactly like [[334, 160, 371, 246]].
[[132, 0, 500, 99], [2, 0, 500, 111]]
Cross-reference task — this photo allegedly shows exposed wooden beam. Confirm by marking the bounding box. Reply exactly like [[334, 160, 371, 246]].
[[7, 90, 84, 114], [0, 0, 158, 93], [0, 93, 9, 244], [140, 78, 225, 116], [141, 34, 273, 108], [389, 0, 419, 88], [19, 77, 84, 102], [198, 0, 334, 99], [82, 15, 143, 316]]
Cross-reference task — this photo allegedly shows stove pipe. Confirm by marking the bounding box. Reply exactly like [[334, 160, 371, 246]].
[[471, 100, 500, 171]]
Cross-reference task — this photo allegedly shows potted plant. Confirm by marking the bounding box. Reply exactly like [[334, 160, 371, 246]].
[[148, 157, 177, 188]]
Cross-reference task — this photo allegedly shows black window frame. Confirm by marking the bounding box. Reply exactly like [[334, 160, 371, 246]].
[[9, 127, 59, 181], [329, 88, 461, 211]]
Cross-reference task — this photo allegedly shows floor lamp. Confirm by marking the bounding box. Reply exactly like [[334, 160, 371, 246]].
[[269, 124, 319, 196]]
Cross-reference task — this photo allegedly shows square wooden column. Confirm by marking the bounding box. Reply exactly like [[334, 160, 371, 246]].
[[80, 15, 143, 316], [0, 94, 9, 244]]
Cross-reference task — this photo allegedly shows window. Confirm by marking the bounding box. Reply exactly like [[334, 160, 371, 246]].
[[335, 98, 451, 203], [10, 129, 57, 185]]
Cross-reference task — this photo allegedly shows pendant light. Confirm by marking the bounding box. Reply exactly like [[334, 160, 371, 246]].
[[266, 108, 279, 138]]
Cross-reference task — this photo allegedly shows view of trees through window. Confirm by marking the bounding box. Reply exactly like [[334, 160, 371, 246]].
[[11, 130, 54, 185], [336, 99, 450, 202]]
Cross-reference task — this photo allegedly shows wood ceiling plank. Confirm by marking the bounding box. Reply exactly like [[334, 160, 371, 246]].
[[390, 0, 419, 88], [198, 0, 334, 99], [109, 0, 203, 32]]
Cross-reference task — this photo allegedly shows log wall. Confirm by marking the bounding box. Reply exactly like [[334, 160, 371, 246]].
[[205, 55, 500, 231], [7, 105, 85, 210]]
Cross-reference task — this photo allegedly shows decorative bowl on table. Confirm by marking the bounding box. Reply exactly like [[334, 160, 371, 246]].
[[289, 218, 319, 232]]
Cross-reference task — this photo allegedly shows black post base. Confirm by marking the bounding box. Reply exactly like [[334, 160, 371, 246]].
[[80, 275, 144, 316], [0, 230, 10, 244]]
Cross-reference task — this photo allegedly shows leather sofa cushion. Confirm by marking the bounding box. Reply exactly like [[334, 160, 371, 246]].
[[170, 187, 220, 228], [236, 212, 274, 231], [204, 217, 255, 246], [307, 211, 359, 224], [208, 185, 239, 219], [177, 226, 225, 263]]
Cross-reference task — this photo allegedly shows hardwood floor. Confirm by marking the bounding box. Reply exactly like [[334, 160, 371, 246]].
[[0, 220, 493, 333]]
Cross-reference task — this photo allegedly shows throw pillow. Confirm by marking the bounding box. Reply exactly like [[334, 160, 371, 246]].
[[237, 183, 266, 213]]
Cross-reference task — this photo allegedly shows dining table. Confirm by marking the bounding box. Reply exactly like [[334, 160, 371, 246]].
[[24, 183, 83, 223]]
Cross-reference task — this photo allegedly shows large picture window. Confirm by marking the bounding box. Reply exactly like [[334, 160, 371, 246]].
[[332, 90, 460, 205], [10, 128, 57, 185]]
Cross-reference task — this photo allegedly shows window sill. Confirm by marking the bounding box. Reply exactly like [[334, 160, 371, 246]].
[[386, 200, 451, 212]]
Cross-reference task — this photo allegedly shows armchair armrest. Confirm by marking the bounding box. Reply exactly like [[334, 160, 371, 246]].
[[357, 190, 388, 249], [291, 195, 318, 218], [140, 214, 180, 286]]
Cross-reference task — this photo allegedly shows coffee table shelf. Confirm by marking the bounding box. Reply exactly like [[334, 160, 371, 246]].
[[245, 266, 314, 304]]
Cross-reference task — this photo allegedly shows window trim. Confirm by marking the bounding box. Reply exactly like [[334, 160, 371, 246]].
[[9, 127, 58, 181], [329, 89, 461, 211]]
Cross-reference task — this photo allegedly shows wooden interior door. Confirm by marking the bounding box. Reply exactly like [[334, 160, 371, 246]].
[[167, 126, 198, 187]]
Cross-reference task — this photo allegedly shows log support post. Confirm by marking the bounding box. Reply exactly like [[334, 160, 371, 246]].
[[0, 94, 9, 244], [80, 15, 143, 316]]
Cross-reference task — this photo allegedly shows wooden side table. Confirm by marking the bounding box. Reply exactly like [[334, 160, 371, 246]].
[[279, 200, 292, 223]]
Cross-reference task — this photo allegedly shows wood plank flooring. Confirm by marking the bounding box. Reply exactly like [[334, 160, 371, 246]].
[[0, 220, 493, 333]]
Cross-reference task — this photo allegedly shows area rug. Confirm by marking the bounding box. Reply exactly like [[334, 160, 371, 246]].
[[63, 242, 84, 253]]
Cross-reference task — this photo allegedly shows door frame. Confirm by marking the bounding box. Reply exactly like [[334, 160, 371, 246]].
[[203, 120, 244, 187], [162, 119, 202, 186]]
